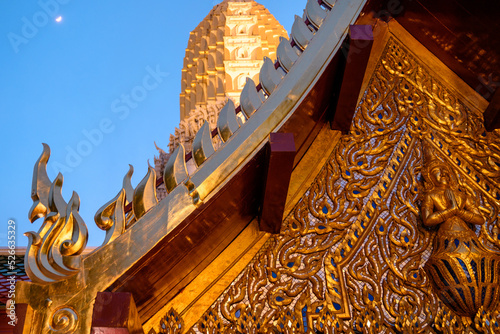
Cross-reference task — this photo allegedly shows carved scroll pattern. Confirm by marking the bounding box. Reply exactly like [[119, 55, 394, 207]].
[[179, 38, 500, 333]]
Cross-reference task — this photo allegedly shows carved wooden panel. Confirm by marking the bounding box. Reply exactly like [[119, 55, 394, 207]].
[[151, 33, 500, 334]]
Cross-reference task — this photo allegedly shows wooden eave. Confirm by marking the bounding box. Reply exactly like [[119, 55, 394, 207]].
[[106, 1, 369, 327], [109, 23, 348, 325]]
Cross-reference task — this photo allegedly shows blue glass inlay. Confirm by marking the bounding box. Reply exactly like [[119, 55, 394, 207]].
[[372, 201, 377, 209], [276, 296, 284, 302], [287, 262, 294, 268], [379, 225, 384, 232], [318, 225, 326, 230], [404, 236, 409, 243], [272, 271, 277, 279], [346, 170, 351, 176], [470, 286, 476, 306], [433, 264, 449, 286], [457, 287, 467, 305], [457, 258, 472, 283], [333, 303, 341, 311], [322, 206, 328, 214], [357, 161, 363, 166], [368, 293, 374, 301], [443, 260, 460, 284], [481, 258, 486, 283], [353, 190, 360, 194]]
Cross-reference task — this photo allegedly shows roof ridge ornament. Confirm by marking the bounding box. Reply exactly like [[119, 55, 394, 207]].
[[25, 144, 88, 284]]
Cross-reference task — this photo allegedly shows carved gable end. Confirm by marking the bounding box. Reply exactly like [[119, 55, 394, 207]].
[[168, 23, 500, 334]]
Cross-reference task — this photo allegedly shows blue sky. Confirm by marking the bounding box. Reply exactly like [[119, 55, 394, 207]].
[[0, 0, 305, 247]]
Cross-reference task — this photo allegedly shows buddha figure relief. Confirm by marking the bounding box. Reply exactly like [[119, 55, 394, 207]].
[[421, 141, 500, 319]]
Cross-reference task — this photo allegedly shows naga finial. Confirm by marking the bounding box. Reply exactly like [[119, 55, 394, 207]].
[[24, 144, 88, 284]]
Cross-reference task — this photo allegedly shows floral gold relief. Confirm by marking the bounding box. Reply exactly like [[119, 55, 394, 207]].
[[153, 30, 500, 333]]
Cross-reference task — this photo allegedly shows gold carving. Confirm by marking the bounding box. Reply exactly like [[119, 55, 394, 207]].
[[421, 141, 500, 319], [240, 78, 264, 118], [25, 145, 88, 284], [94, 189, 126, 246], [123, 164, 135, 204], [434, 305, 464, 333], [277, 37, 300, 73], [176, 31, 500, 333], [149, 308, 183, 334], [259, 57, 284, 96], [192, 121, 216, 167], [291, 15, 314, 50], [28, 143, 51, 222], [217, 99, 240, 142], [49, 307, 78, 333], [305, 0, 328, 29], [132, 166, 158, 220], [163, 144, 189, 193], [474, 306, 500, 333]]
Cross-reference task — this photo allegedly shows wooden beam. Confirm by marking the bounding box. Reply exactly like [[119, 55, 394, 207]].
[[259, 133, 296, 234], [484, 88, 500, 131], [91, 292, 144, 334], [331, 25, 374, 131], [12, 304, 32, 334]]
